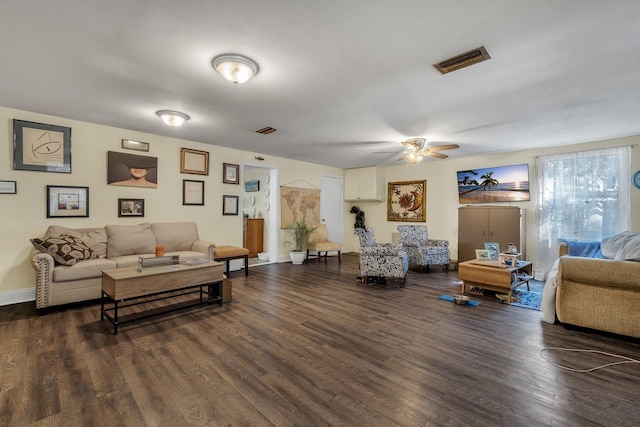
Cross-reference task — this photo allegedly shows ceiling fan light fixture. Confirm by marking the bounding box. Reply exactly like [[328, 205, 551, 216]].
[[212, 54, 259, 85], [156, 110, 190, 127]]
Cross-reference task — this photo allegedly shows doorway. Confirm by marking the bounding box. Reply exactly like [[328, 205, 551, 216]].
[[242, 164, 278, 267]]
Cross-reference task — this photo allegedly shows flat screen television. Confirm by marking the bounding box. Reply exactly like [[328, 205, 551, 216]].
[[457, 163, 530, 204]]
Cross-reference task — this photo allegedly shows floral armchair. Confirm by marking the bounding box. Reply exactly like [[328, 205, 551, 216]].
[[396, 225, 450, 273], [354, 227, 409, 287]]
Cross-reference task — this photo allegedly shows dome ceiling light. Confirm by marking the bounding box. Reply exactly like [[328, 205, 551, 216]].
[[212, 54, 259, 85], [156, 110, 190, 127]]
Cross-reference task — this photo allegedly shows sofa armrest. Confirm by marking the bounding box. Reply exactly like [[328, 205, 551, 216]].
[[559, 242, 569, 256], [32, 252, 55, 309], [191, 240, 215, 261], [558, 256, 640, 291]]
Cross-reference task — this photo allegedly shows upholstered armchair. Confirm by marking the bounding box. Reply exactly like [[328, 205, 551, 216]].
[[354, 227, 409, 287], [306, 224, 342, 263], [396, 225, 450, 273]]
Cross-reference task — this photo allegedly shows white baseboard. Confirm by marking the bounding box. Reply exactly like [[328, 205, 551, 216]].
[[0, 287, 35, 307]]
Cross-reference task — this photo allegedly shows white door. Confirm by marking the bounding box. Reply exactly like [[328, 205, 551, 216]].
[[320, 174, 343, 243]]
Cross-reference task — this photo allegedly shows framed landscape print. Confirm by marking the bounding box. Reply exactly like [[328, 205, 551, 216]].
[[13, 120, 72, 173], [46, 185, 89, 218], [387, 180, 426, 222], [484, 242, 500, 260]]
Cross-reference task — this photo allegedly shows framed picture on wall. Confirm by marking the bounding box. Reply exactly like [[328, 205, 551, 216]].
[[13, 120, 72, 173], [180, 147, 209, 175], [223, 163, 239, 184], [244, 180, 260, 192], [118, 198, 145, 217], [387, 180, 426, 222], [183, 180, 204, 205], [0, 181, 17, 194], [223, 195, 239, 215], [107, 151, 158, 188], [46, 185, 89, 218], [121, 139, 149, 152]]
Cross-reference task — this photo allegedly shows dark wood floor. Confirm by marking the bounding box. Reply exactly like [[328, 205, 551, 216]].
[[1, 253, 639, 426]]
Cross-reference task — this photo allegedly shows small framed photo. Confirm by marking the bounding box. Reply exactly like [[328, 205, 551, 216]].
[[223, 195, 239, 215], [475, 249, 491, 261], [46, 185, 89, 218], [223, 163, 239, 184], [484, 242, 500, 260], [183, 179, 204, 205], [118, 198, 145, 217], [180, 148, 209, 175], [13, 119, 72, 173], [121, 139, 149, 152], [0, 181, 17, 194], [244, 179, 260, 192]]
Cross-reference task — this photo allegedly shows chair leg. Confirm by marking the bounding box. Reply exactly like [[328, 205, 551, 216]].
[[397, 277, 405, 288], [319, 251, 323, 262], [338, 251, 341, 263], [244, 255, 249, 277], [305, 250, 310, 263]]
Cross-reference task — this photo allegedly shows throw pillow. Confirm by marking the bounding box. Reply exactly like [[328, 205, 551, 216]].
[[601, 231, 640, 261], [105, 223, 156, 258], [30, 235, 99, 266], [44, 225, 108, 258]]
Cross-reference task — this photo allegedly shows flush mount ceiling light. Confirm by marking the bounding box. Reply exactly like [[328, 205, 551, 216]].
[[156, 110, 190, 127], [212, 54, 259, 85]]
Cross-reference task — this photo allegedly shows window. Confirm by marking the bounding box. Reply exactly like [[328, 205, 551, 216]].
[[534, 146, 630, 279]]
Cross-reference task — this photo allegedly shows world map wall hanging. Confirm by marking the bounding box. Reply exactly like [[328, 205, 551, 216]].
[[387, 180, 426, 222]]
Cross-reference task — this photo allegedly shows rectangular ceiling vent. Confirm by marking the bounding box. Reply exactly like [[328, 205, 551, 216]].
[[255, 126, 277, 135], [433, 46, 491, 74]]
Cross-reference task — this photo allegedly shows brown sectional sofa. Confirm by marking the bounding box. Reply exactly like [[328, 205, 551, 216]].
[[31, 222, 214, 308]]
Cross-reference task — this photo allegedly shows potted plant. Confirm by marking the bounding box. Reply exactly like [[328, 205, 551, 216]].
[[285, 220, 318, 264]]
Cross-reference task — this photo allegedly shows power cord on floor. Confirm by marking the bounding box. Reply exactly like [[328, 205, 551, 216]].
[[540, 347, 640, 373]]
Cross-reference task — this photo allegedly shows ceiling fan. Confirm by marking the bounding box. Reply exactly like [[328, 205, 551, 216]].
[[398, 138, 460, 162]]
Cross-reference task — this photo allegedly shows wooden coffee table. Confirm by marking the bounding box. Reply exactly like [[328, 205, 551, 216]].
[[458, 259, 533, 303], [101, 261, 224, 334]]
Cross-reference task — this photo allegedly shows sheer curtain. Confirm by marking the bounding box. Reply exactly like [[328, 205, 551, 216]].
[[534, 146, 630, 280]]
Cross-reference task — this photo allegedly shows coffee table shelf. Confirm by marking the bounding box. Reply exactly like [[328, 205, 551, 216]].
[[458, 259, 533, 303]]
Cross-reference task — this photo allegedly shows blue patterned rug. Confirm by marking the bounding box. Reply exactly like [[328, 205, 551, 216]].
[[509, 290, 542, 311]]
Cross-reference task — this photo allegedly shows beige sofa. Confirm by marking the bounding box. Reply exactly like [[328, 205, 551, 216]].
[[553, 235, 640, 338], [31, 222, 214, 309]]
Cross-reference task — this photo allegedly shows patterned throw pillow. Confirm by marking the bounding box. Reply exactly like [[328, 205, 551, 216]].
[[30, 235, 99, 266]]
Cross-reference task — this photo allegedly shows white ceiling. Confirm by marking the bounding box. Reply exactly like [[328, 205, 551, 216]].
[[2, 1, 639, 169]]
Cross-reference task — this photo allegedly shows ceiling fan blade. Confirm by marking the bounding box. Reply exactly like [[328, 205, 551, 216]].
[[427, 152, 448, 159], [398, 153, 411, 161], [428, 144, 460, 152]]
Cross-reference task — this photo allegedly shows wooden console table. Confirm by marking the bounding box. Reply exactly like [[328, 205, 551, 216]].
[[101, 261, 224, 334], [458, 259, 533, 303]]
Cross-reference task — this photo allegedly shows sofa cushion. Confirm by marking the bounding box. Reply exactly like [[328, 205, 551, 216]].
[[151, 222, 199, 252], [106, 223, 156, 259], [31, 235, 99, 266], [601, 231, 640, 261], [53, 257, 117, 282], [44, 226, 108, 258]]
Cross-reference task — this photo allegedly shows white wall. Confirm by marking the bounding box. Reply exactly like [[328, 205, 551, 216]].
[[0, 106, 343, 304], [348, 136, 640, 264], [2, 104, 639, 305]]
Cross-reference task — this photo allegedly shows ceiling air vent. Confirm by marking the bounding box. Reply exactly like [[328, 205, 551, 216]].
[[255, 126, 277, 135], [433, 46, 491, 74]]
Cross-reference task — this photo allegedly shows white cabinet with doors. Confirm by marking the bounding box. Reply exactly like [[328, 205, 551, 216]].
[[344, 166, 385, 201]]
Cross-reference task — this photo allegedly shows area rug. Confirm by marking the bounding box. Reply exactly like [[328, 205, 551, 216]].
[[438, 295, 481, 307], [507, 290, 542, 311]]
